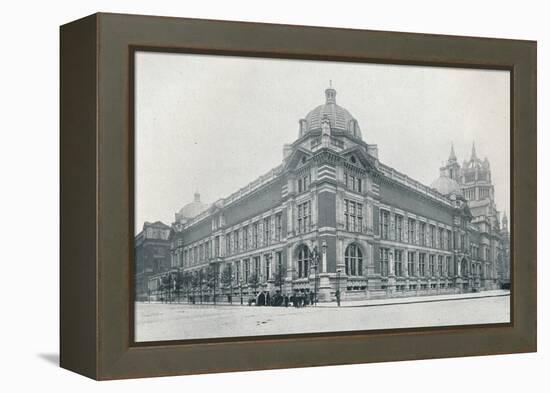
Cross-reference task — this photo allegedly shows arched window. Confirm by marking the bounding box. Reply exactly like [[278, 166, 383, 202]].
[[345, 244, 363, 276], [297, 245, 310, 278]]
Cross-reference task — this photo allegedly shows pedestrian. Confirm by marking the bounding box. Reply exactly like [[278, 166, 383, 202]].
[[284, 295, 289, 307], [309, 291, 315, 305], [335, 289, 341, 307]]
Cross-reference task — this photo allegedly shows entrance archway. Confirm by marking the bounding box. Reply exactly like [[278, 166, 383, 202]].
[[257, 292, 266, 306]]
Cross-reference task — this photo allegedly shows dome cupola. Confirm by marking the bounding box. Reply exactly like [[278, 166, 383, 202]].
[[298, 83, 362, 139]]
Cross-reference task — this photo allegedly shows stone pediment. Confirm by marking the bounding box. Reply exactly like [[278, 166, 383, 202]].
[[340, 145, 378, 173], [283, 146, 313, 172]]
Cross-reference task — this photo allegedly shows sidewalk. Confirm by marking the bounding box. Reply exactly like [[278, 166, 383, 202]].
[[316, 289, 510, 308], [142, 289, 510, 308]]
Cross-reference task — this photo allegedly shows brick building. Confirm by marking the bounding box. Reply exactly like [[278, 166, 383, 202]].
[[143, 85, 510, 302], [134, 221, 171, 301]]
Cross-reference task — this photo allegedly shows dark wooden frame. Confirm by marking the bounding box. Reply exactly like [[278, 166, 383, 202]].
[[60, 12, 537, 380]]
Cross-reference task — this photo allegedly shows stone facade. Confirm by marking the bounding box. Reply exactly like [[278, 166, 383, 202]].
[[140, 86, 510, 303]]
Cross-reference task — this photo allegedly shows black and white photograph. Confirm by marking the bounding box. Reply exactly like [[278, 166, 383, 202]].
[[1, 0, 544, 388], [133, 52, 511, 342]]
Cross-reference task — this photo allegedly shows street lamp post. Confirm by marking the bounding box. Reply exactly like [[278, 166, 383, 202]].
[[311, 246, 320, 307], [266, 253, 272, 306], [336, 268, 342, 307], [320, 240, 327, 306]]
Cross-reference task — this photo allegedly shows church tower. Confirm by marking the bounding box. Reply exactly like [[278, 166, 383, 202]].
[[460, 142, 494, 203], [439, 143, 461, 181]]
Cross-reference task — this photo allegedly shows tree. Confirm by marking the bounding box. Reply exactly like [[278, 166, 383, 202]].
[[220, 264, 233, 304], [206, 265, 219, 304], [182, 271, 193, 303], [248, 271, 259, 295], [160, 273, 172, 303], [191, 271, 201, 304], [174, 271, 184, 303], [274, 263, 286, 294]]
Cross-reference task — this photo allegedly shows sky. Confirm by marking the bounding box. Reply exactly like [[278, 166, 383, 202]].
[[134, 52, 510, 235]]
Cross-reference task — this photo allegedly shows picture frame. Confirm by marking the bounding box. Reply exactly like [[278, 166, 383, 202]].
[[60, 12, 536, 380]]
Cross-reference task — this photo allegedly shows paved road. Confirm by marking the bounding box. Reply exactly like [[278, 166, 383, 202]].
[[135, 294, 510, 342]]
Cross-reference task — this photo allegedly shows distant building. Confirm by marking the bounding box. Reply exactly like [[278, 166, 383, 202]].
[[432, 143, 510, 284], [134, 221, 171, 301], [143, 85, 510, 302]]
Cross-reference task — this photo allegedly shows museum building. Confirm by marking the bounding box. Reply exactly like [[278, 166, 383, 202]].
[[141, 85, 510, 302]]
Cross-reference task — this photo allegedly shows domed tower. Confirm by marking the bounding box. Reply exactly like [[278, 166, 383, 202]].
[[297, 83, 363, 140], [174, 191, 210, 225]]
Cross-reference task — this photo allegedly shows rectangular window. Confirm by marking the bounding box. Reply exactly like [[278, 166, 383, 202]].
[[234, 230, 239, 253], [438, 228, 444, 249], [419, 222, 426, 246], [297, 174, 311, 193], [345, 199, 363, 232], [438, 255, 443, 276], [205, 241, 210, 259], [408, 218, 416, 244], [446, 229, 452, 250], [430, 225, 436, 248], [380, 210, 390, 239], [395, 250, 403, 277], [244, 259, 250, 283], [429, 255, 435, 276], [297, 201, 311, 233], [380, 248, 389, 276], [395, 215, 403, 242], [243, 226, 248, 250], [276, 251, 283, 276], [226, 235, 231, 255], [264, 217, 271, 246], [215, 236, 220, 257], [407, 251, 415, 276], [265, 255, 271, 281], [254, 256, 260, 277], [419, 253, 426, 276], [275, 213, 282, 241], [253, 222, 259, 248]]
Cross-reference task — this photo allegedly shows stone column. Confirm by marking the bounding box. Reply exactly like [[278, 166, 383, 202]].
[[387, 249, 396, 295]]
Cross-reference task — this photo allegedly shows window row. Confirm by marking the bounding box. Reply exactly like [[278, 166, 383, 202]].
[[379, 248, 454, 278], [379, 210, 453, 250], [344, 199, 363, 233], [225, 212, 284, 256], [344, 171, 363, 193], [231, 252, 284, 284]]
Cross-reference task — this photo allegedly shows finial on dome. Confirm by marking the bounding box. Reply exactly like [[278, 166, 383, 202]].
[[471, 141, 477, 160], [325, 82, 336, 104]]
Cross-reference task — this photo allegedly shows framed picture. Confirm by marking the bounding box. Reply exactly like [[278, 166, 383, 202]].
[[60, 13, 536, 380]]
